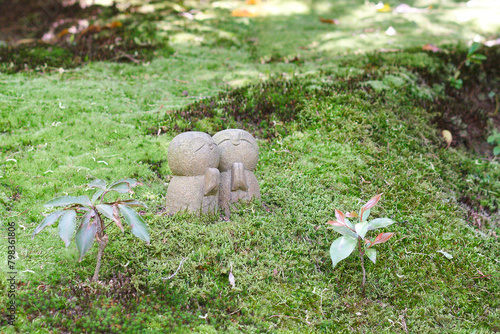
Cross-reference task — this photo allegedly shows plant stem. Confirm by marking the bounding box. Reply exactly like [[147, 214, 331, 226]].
[[358, 237, 366, 297], [92, 214, 108, 281], [93, 234, 108, 281]]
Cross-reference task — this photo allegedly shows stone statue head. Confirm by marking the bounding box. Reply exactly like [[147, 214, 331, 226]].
[[167, 131, 220, 176], [212, 129, 259, 172]]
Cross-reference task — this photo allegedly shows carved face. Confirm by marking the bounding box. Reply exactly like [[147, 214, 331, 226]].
[[213, 129, 259, 172], [168, 132, 220, 176]]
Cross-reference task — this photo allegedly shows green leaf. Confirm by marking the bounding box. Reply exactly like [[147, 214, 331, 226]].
[[96, 204, 115, 221], [91, 189, 105, 204], [96, 204, 124, 232], [88, 179, 107, 189], [367, 218, 395, 231], [467, 42, 481, 55], [75, 211, 97, 261], [108, 179, 142, 194], [32, 211, 65, 238], [354, 222, 369, 239], [58, 210, 77, 247], [108, 182, 132, 194], [470, 54, 487, 61], [366, 248, 376, 264], [361, 208, 370, 222], [344, 217, 354, 229], [328, 224, 358, 238], [494, 146, 500, 155], [44, 196, 91, 208], [329, 236, 357, 269], [118, 204, 150, 244]]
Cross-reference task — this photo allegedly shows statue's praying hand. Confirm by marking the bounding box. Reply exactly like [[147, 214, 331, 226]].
[[213, 129, 260, 214]]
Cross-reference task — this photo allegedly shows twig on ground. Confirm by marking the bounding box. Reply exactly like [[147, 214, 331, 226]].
[[162, 257, 187, 280], [114, 51, 141, 64]]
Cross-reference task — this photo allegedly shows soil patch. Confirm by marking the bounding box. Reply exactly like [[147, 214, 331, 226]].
[[430, 46, 500, 156], [0, 0, 162, 72]]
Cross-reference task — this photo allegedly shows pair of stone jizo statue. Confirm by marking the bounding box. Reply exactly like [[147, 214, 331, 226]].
[[166, 129, 260, 214]]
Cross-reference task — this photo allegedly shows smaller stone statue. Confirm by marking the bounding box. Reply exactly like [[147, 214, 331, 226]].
[[213, 129, 260, 213], [166, 132, 220, 214]]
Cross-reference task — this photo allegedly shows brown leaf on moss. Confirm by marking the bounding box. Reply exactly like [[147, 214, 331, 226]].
[[319, 18, 339, 24]]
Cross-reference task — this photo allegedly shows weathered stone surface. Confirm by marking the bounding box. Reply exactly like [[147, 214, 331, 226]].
[[212, 129, 260, 212], [166, 132, 220, 214]]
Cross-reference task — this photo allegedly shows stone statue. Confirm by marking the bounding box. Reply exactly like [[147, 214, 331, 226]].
[[166, 132, 220, 214], [212, 129, 260, 213]]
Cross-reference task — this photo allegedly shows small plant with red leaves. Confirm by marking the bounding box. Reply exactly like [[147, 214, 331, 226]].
[[327, 193, 396, 296]]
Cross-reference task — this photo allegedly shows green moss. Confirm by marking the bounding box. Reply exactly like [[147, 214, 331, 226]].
[[1, 0, 499, 332]]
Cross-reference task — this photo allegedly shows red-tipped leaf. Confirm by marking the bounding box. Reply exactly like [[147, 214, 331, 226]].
[[345, 211, 358, 218], [335, 209, 345, 224], [327, 220, 345, 227], [362, 193, 383, 211], [371, 232, 394, 246], [360, 193, 382, 221]]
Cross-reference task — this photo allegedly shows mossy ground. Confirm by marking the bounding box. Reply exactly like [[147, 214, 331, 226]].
[[1, 0, 499, 333]]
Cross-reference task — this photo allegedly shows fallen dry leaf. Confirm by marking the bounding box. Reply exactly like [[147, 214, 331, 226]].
[[56, 28, 70, 39], [231, 8, 258, 17], [422, 43, 442, 53], [79, 24, 102, 37], [229, 271, 235, 288], [105, 21, 123, 29], [442, 130, 452, 148], [320, 18, 340, 24]]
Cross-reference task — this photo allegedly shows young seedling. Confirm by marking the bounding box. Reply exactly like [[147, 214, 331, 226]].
[[327, 194, 396, 296], [449, 42, 488, 89], [32, 179, 150, 281], [487, 129, 500, 155]]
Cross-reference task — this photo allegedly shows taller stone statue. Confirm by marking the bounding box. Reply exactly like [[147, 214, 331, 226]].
[[212, 129, 261, 213], [166, 132, 221, 214]]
